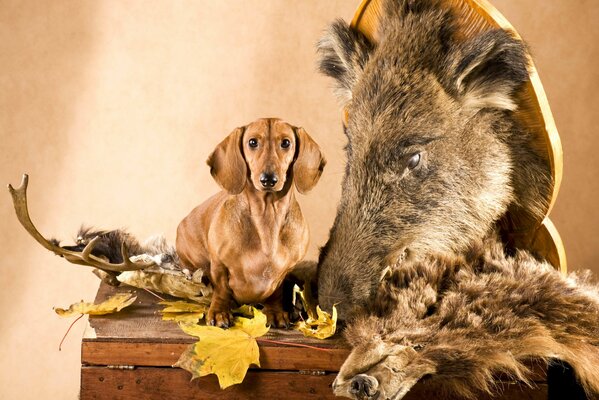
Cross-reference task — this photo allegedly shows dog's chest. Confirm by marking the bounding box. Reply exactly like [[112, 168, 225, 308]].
[[228, 252, 290, 303], [214, 210, 307, 303], [234, 234, 302, 301]]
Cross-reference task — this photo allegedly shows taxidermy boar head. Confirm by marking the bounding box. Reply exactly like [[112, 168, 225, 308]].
[[317, 0, 551, 317]]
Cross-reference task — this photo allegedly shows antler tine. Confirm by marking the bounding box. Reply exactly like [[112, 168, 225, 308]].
[[8, 174, 53, 253], [81, 236, 101, 261], [8, 174, 155, 272], [120, 240, 155, 270]]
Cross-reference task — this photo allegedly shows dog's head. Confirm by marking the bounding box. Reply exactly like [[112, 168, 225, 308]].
[[207, 118, 326, 194]]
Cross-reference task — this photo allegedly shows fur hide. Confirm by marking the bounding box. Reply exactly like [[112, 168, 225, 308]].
[[333, 235, 599, 399], [59, 226, 178, 265]]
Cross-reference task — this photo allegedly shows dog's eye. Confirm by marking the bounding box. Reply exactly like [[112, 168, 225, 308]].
[[281, 139, 291, 149], [407, 153, 421, 170], [248, 138, 258, 148]]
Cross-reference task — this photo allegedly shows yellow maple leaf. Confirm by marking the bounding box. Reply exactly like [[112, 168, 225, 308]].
[[161, 312, 205, 324], [159, 300, 207, 324], [231, 304, 254, 317], [54, 293, 137, 317], [293, 284, 317, 320], [175, 307, 269, 389], [295, 305, 337, 339]]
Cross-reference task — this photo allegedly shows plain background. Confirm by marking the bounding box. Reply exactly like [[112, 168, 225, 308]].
[[1, 1, 597, 398]]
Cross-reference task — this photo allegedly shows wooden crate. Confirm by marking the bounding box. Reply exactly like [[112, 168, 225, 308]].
[[80, 283, 550, 399]]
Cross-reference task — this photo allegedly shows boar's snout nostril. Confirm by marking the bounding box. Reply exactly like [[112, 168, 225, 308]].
[[349, 374, 379, 398], [350, 378, 361, 395]]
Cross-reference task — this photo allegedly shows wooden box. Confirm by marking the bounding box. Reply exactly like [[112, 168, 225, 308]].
[[80, 283, 552, 400]]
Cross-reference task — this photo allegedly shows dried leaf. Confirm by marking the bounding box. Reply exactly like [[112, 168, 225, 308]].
[[293, 284, 317, 320], [175, 307, 269, 389], [117, 269, 212, 302], [160, 300, 209, 313], [295, 305, 337, 339], [159, 300, 208, 324], [54, 293, 137, 317], [231, 304, 255, 318], [162, 312, 205, 324]]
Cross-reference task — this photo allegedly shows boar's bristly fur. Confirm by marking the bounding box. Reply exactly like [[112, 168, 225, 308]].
[[317, 0, 598, 398], [333, 236, 599, 399], [317, 0, 551, 318]]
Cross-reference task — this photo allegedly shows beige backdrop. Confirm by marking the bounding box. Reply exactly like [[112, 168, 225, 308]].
[[1, 1, 597, 398]]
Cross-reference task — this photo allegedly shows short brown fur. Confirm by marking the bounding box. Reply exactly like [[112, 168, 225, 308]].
[[176, 118, 325, 328]]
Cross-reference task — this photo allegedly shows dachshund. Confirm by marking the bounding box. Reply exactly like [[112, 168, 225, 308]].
[[176, 118, 325, 328]]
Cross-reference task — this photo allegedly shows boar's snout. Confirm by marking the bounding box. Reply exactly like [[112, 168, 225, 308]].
[[318, 235, 400, 318]]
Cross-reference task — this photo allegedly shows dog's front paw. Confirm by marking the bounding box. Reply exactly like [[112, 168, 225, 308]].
[[206, 307, 233, 328], [264, 309, 290, 329]]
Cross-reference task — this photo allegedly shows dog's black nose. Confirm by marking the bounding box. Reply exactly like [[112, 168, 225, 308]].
[[260, 173, 278, 188]]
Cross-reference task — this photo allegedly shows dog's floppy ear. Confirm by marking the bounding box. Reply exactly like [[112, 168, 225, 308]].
[[293, 127, 326, 194], [206, 127, 246, 194]]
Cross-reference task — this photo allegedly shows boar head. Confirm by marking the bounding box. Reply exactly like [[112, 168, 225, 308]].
[[317, 0, 551, 318]]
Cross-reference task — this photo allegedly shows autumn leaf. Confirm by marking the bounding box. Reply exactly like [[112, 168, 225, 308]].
[[54, 293, 137, 317], [293, 284, 317, 320], [162, 312, 205, 324], [159, 300, 208, 324], [117, 269, 212, 303], [175, 307, 269, 389], [291, 284, 337, 339], [160, 300, 209, 313], [295, 305, 337, 339], [231, 304, 255, 318]]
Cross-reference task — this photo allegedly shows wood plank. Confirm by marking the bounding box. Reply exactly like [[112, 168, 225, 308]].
[[81, 367, 338, 400], [80, 367, 549, 400], [81, 341, 350, 372], [81, 340, 545, 380]]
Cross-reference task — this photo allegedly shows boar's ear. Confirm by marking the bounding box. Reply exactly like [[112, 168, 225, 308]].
[[317, 19, 374, 106], [293, 127, 326, 194], [206, 127, 247, 194], [449, 29, 529, 112]]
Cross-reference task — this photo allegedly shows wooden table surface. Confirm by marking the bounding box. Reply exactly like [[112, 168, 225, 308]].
[[80, 283, 550, 400], [82, 282, 350, 371]]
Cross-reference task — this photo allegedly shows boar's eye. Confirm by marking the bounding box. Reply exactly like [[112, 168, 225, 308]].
[[407, 153, 421, 170]]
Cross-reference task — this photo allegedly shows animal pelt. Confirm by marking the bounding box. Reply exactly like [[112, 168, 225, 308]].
[[58, 226, 179, 266], [333, 235, 599, 399]]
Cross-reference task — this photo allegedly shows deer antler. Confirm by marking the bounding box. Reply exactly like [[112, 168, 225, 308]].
[[7, 174, 155, 272]]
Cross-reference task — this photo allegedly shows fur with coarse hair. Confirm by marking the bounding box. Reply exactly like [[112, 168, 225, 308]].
[[332, 235, 599, 399], [317, 0, 551, 318], [59, 226, 178, 264], [316, 0, 599, 398]]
